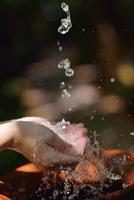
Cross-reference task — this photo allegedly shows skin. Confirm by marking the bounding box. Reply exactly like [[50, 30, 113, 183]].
[[0, 117, 88, 169]]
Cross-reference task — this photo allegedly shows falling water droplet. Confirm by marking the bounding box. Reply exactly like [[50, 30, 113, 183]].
[[110, 77, 115, 83], [57, 41, 60, 46], [122, 183, 129, 188], [59, 46, 63, 51], [82, 28, 85, 32], [130, 132, 134, 136], [61, 2, 69, 13], [58, 59, 70, 69], [58, 2, 72, 34], [61, 89, 71, 98], [60, 81, 65, 88], [65, 68, 74, 77], [68, 85, 72, 89]]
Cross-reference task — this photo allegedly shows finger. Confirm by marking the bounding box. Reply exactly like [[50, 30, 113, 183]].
[[73, 136, 88, 155], [35, 143, 80, 169], [45, 129, 81, 156]]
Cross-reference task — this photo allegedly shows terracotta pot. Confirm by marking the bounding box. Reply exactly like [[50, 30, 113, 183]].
[[0, 150, 134, 200]]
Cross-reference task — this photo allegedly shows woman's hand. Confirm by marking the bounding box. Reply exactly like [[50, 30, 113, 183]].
[[9, 117, 88, 169]]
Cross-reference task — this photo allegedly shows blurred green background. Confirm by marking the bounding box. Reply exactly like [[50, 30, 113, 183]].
[[0, 0, 134, 176]]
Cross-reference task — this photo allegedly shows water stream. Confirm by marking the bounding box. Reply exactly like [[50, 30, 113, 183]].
[[31, 2, 129, 199], [57, 2, 74, 100]]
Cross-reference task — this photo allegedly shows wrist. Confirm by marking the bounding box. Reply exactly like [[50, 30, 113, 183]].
[[0, 121, 18, 150]]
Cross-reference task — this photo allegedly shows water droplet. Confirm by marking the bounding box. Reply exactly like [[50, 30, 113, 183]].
[[58, 59, 70, 69], [68, 85, 72, 89], [58, 17, 72, 34], [60, 81, 65, 88], [110, 78, 115, 83], [61, 2, 69, 13], [53, 190, 59, 199], [107, 172, 121, 180], [130, 132, 134, 136], [65, 68, 74, 77], [61, 89, 71, 98], [58, 2, 72, 34], [90, 115, 94, 120], [59, 46, 63, 51], [58, 118, 70, 129], [122, 183, 129, 188], [57, 41, 60, 46]]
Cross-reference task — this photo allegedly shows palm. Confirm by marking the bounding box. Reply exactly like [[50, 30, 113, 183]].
[[17, 117, 88, 168]]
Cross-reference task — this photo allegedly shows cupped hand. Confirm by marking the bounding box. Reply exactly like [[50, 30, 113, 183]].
[[12, 117, 88, 169]]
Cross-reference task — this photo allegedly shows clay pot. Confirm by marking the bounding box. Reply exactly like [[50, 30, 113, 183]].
[[0, 150, 134, 200]]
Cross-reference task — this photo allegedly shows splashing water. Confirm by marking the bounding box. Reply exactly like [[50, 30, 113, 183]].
[[58, 2, 72, 34], [57, 118, 70, 130], [31, 133, 129, 200]]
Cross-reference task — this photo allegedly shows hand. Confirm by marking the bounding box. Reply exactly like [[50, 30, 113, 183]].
[[12, 117, 88, 169]]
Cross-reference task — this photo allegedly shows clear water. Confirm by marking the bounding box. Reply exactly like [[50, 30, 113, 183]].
[[65, 68, 74, 77], [31, 131, 129, 199], [32, 140, 126, 199], [58, 58, 74, 78], [58, 2, 72, 34], [61, 89, 71, 98], [31, 2, 130, 199], [56, 118, 70, 130], [57, 59, 70, 69], [60, 81, 65, 89], [57, 3, 74, 99]]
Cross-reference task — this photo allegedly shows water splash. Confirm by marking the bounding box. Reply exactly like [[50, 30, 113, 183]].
[[58, 2, 72, 34], [57, 118, 70, 130], [104, 169, 121, 181], [32, 136, 128, 199]]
